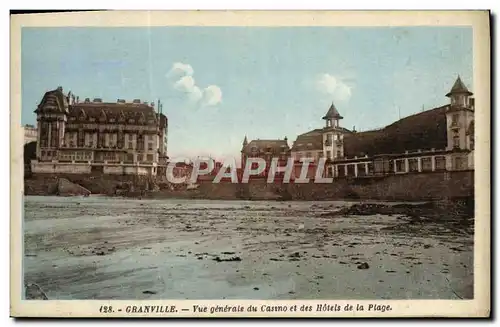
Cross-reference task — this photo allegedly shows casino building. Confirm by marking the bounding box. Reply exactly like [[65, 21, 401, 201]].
[[243, 76, 475, 181], [291, 76, 475, 178]]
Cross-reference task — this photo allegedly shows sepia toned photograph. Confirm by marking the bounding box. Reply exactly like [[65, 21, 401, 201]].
[[10, 10, 490, 318]]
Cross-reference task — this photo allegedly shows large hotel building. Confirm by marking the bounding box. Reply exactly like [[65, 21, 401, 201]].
[[30, 86, 168, 176]]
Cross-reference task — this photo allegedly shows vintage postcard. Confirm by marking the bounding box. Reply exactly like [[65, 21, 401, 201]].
[[10, 10, 490, 318]]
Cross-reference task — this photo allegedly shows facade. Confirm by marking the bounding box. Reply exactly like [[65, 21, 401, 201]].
[[282, 76, 474, 180], [31, 86, 168, 176], [321, 76, 475, 178], [23, 124, 38, 144], [241, 137, 290, 177]]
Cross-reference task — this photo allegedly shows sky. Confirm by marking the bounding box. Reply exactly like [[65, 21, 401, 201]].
[[21, 26, 472, 160]]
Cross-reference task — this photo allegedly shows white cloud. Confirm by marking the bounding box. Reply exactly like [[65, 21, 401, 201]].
[[315, 73, 352, 102], [168, 62, 222, 107], [167, 62, 194, 77], [202, 85, 222, 106], [174, 75, 196, 92]]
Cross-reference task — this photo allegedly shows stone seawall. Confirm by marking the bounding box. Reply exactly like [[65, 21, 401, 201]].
[[24, 170, 474, 201]]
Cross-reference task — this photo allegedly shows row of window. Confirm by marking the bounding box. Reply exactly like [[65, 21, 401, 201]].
[[69, 116, 156, 125], [59, 152, 93, 161]]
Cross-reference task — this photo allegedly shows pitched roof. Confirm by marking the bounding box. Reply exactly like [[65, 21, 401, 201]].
[[242, 139, 289, 155], [322, 102, 343, 120], [446, 76, 473, 97], [291, 133, 323, 152], [343, 105, 448, 157]]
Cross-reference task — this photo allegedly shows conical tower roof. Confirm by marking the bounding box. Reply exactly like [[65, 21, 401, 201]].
[[322, 102, 343, 120], [446, 76, 473, 97]]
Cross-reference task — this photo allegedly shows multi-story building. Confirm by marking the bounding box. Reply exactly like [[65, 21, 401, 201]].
[[23, 124, 38, 144], [240, 136, 290, 177], [288, 76, 475, 179], [30, 86, 168, 176]]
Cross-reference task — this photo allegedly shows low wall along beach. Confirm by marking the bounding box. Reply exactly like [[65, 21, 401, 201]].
[[24, 170, 474, 202]]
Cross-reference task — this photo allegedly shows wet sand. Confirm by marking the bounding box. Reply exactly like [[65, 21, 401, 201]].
[[23, 196, 473, 300]]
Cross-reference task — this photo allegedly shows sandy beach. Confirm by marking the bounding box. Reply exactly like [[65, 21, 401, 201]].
[[23, 196, 473, 300]]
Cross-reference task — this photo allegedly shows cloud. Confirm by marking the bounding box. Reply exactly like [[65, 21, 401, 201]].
[[168, 62, 222, 106], [173, 75, 203, 102], [315, 73, 352, 102], [202, 85, 222, 106], [167, 62, 194, 77]]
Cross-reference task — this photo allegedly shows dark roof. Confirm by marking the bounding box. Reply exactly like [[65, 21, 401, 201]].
[[242, 139, 289, 155], [446, 76, 473, 97], [291, 133, 323, 152], [35, 87, 161, 125], [322, 102, 343, 120], [343, 105, 448, 157], [68, 102, 158, 124], [35, 87, 68, 114], [290, 126, 352, 152]]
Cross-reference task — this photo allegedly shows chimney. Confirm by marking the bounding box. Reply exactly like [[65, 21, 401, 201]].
[[93, 98, 102, 103], [84, 98, 90, 103], [133, 99, 141, 104], [117, 99, 125, 104]]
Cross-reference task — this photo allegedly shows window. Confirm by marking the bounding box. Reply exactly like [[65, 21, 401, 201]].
[[451, 114, 459, 126], [326, 151, 332, 159], [453, 136, 460, 148], [470, 135, 474, 150], [395, 159, 405, 172], [435, 156, 446, 170], [453, 157, 465, 170], [408, 158, 418, 172], [147, 154, 154, 162], [126, 154, 134, 163], [128, 142, 133, 149], [421, 157, 432, 171], [148, 142, 153, 150], [336, 150, 341, 158]]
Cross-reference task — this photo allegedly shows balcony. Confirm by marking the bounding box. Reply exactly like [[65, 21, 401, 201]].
[[324, 140, 332, 146]]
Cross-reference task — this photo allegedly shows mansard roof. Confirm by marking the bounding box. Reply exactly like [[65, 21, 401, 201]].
[[242, 139, 290, 155], [68, 102, 158, 124], [35, 87, 68, 114]]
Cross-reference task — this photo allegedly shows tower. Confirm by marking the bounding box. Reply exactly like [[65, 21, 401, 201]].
[[445, 76, 474, 151], [241, 135, 248, 165], [321, 102, 345, 161], [34, 86, 69, 161]]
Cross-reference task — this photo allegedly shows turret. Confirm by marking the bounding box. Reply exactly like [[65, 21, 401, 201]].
[[446, 75, 473, 109], [322, 102, 343, 128]]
